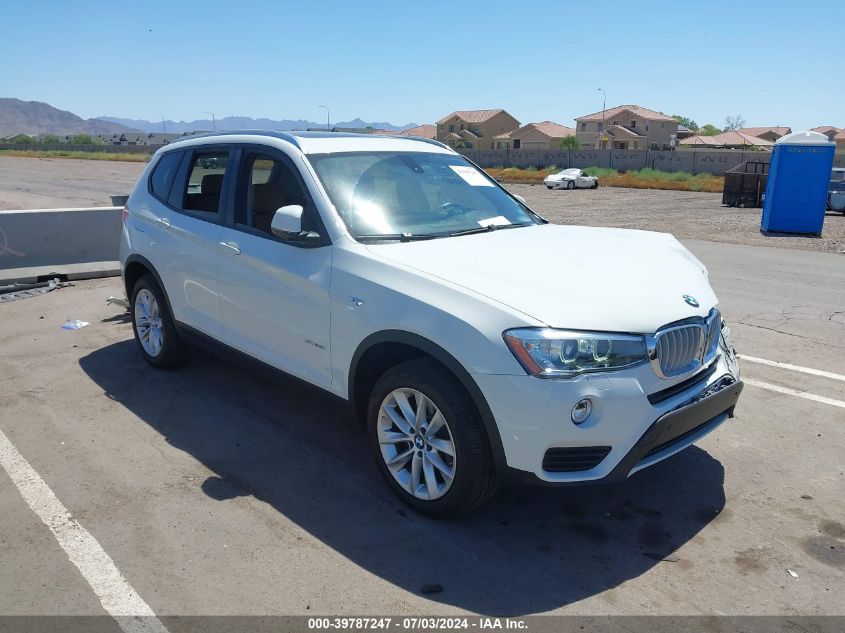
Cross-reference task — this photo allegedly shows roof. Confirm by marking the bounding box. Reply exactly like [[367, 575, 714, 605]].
[[836, 130, 845, 140], [575, 104, 676, 122], [397, 124, 436, 139], [494, 121, 574, 141], [605, 124, 645, 138], [161, 130, 453, 155], [738, 126, 791, 138], [811, 125, 840, 134], [525, 121, 575, 138], [436, 109, 506, 124], [678, 131, 774, 147]]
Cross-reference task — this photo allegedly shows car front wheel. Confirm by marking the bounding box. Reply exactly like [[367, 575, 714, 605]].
[[566, 180, 574, 190], [367, 358, 497, 517]]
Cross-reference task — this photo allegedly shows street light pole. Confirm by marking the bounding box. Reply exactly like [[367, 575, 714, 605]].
[[206, 112, 216, 131], [597, 88, 606, 149], [160, 116, 166, 135], [318, 105, 330, 131]]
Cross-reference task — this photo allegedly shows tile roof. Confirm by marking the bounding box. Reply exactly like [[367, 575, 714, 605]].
[[811, 125, 840, 135], [738, 126, 791, 137], [398, 124, 436, 139], [605, 124, 645, 138], [437, 109, 505, 124], [835, 130, 845, 140], [678, 131, 773, 147], [576, 104, 675, 122], [527, 121, 575, 138]]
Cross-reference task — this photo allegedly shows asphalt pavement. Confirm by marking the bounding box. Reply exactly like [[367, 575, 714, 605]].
[[0, 239, 842, 621]]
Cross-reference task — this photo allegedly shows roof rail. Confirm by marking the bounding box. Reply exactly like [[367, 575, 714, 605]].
[[168, 130, 301, 149]]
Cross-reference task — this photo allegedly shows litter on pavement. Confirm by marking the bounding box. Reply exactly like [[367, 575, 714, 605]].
[[61, 319, 90, 330]]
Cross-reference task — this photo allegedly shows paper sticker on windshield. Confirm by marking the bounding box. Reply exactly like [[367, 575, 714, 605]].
[[450, 165, 494, 187], [478, 216, 511, 227]]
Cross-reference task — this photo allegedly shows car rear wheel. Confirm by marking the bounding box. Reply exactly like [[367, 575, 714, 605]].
[[367, 358, 497, 517], [592, 181, 599, 189], [566, 180, 574, 190], [131, 274, 184, 368]]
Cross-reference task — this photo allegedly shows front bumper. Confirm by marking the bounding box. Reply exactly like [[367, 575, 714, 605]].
[[473, 343, 742, 484]]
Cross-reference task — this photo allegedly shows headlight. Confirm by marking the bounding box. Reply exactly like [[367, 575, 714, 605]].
[[503, 328, 647, 378]]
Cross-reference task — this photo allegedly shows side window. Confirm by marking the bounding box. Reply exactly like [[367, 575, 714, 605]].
[[181, 151, 230, 216], [236, 153, 310, 237], [148, 151, 182, 201]]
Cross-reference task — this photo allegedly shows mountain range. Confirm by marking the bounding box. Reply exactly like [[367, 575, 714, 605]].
[[97, 115, 417, 134], [0, 98, 418, 137], [0, 98, 140, 136]]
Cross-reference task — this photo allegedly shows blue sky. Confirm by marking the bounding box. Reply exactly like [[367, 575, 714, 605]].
[[2, 0, 843, 130]]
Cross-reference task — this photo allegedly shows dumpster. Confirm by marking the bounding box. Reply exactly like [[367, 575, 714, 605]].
[[723, 161, 769, 208], [761, 131, 836, 234]]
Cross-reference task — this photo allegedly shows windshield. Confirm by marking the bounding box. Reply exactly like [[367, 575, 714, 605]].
[[307, 151, 542, 239], [559, 168, 581, 177]]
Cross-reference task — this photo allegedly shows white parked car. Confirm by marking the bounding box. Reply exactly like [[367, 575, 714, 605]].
[[544, 167, 599, 190], [120, 131, 743, 517]]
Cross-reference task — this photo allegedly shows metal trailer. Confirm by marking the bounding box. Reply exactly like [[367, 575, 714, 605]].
[[722, 161, 769, 208], [828, 168, 845, 213]]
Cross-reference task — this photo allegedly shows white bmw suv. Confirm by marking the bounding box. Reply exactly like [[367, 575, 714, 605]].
[[120, 131, 743, 517]]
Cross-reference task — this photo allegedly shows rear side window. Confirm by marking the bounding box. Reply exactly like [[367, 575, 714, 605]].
[[149, 151, 182, 201], [181, 151, 230, 216]]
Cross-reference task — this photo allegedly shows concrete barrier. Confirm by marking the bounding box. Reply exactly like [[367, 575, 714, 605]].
[[0, 207, 122, 284]]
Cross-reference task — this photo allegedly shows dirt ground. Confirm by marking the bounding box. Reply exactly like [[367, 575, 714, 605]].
[[1, 155, 843, 253], [509, 184, 845, 254]]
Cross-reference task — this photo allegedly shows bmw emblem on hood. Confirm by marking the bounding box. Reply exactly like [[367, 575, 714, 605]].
[[683, 295, 699, 308]]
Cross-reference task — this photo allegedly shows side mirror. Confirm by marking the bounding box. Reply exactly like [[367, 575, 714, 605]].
[[270, 205, 321, 243], [271, 205, 304, 238]]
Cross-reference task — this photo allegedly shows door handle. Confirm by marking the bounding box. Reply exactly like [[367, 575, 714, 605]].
[[154, 217, 171, 228], [218, 241, 241, 255]]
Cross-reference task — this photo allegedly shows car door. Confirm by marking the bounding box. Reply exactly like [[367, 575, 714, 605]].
[[215, 146, 333, 390], [145, 146, 233, 337]]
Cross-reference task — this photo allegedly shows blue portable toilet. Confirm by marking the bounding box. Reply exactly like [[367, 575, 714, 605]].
[[761, 131, 836, 234]]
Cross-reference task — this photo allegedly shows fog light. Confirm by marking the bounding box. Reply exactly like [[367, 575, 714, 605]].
[[571, 398, 592, 424]]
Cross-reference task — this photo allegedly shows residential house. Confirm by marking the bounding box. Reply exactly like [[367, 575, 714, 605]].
[[492, 121, 575, 150], [811, 126, 840, 142], [737, 127, 791, 142], [678, 131, 773, 149], [436, 109, 519, 149], [574, 105, 678, 150], [676, 125, 696, 140], [398, 124, 436, 139], [836, 129, 845, 152]]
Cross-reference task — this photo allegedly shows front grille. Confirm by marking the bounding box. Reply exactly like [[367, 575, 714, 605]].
[[542, 446, 611, 472], [651, 310, 720, 378]]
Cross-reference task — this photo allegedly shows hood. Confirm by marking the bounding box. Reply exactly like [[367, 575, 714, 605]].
[[365, 224, 717, 333]]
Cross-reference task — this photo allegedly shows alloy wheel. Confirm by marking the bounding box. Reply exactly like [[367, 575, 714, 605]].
[[377, 388, 457, 500], [134, 288, 164, 357]]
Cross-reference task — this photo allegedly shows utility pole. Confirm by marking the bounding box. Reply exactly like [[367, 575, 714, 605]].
[[318, 105, 330, 131], [597, 88, 607, 150], [161, 116, 166, 135], [206, 112, 216, 131]]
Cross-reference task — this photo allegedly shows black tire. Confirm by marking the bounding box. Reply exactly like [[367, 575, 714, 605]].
[[566, 180, 574, 190], [367, 358, 497, 518], [546, 185, 554, 189], [130, 274, 184, 369], [591, 181, 599, 189]]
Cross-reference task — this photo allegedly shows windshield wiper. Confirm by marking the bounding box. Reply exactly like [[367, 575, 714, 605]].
[[355, 232, 443, 242], [447, 222, 532, 237]]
